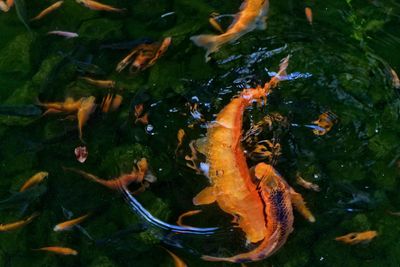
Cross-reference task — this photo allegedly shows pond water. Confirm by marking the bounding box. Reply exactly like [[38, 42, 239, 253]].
[[0, 0, 399, 266]]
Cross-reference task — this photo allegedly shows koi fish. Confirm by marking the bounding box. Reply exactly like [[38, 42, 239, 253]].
[[390, 68, 400, 89], [31, 1, 64, 21], [0, 212, 39, 232], [19, 171, 48, 192], [64, 158, 149, 190], [335, 231, 377, 245], [305, 7, 313, 25], [311, 111, 337, 135], [175, 129, 185, 154], [162, 248, 187, 267], [296, 174, 320, 192], [53, 213, 90, 231], [47, 31, 79, 39], [33, 246, 78, 255], [100, 94, 122, 113], [116, 37, 172, 73], [184, 56, 314, 263], [134, 104, 149, 125], [38, 96, 96, 142], [191, 0, 269, 61], [76, 0, 125, 13], [80, 77, 115, 88]]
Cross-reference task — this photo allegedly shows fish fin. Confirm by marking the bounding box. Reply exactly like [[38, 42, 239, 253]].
[[256, 16, 267, 30], [193, 186, 216, 206], [193, 137, 208, 155], [289, 187, 315, 222], [190, 34, 220, 62]]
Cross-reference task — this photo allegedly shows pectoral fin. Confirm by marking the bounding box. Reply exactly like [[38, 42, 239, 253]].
[[193, 186, 216, 206], [289, 188, 315, 222]]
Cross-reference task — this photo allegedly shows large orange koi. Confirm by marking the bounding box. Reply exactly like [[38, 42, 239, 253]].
[[191, 0, 269, 61]]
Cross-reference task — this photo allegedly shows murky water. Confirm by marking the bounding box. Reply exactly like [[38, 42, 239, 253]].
[[0, 0, 399, 266]]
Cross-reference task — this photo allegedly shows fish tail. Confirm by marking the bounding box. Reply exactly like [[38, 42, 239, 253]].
[[190, 34, 228, 62], [202, 227, 281, 263], [63, 167, 109, 188]]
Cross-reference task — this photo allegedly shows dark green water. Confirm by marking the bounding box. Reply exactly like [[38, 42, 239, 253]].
[[0, 0, 400, 266]]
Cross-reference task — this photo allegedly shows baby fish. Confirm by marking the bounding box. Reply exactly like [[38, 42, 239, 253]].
[[33, 246, 78, 255], [76, 0, 126, 13], [64, 158, 149, 190], [80, 77, 115, 88], [19, 172, 48, 192], [311, 111, 337, 135], [53, 213, 90, 232], [134, 104, 149, 125], [175, 129, 185, 154], [335, 230, 377, 245], [296, 174, 320, 192], [47, 31, 79, 39], [305, 7, 313, 25], [162, 248, 187, 267], [31, 1, 64, 21], [0, 212, 39, 232], [390, 68, 400, 89]]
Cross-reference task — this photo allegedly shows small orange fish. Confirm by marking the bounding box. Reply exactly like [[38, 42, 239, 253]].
[[312, 111, 337, 135], [134, 104, 149, 125], [80, 77, 115, 88], [335, 231, 377, 245], [116, 37, 171, 73], [64, 158, 149, 190], [76, 0, 125, 13], [100, 94, 113, 113], [33, 246, 78, 255], [175, 129, 185, 154], [296, 174, 320, 192], [38, 96, 96, 142], [0, 212, 39, 232], [162, 247, 187, 267], [110, 94, 123, 112], [53, 213, 90, 232], [390, 68, 400, 89], [19, 172, 48, 192], [305, 7, 313, 25], [31, 1, 64, 21]]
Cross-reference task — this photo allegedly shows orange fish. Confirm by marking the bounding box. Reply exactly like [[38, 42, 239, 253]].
[[80, 77, 115, 88], [31, 1, 64, 21], [33, 246, 78, 255], [76, 0, 125, 12], [162, 248, 187, 267], [305, 7, 313, 25], [134, 104, 149, 125], [296, 174, 320, 192], [311, 111, 337, 135], [191, 0, 269, 61], [116, 37, 172, 73], [335, 231, 377, 245], [0, 212, 39, 232], [175, 129, 185, 154], [53, 213, 90, 232], [39, 96, 96, 142], [19, 172, 48, 192], [64, 158, 149, 190]]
